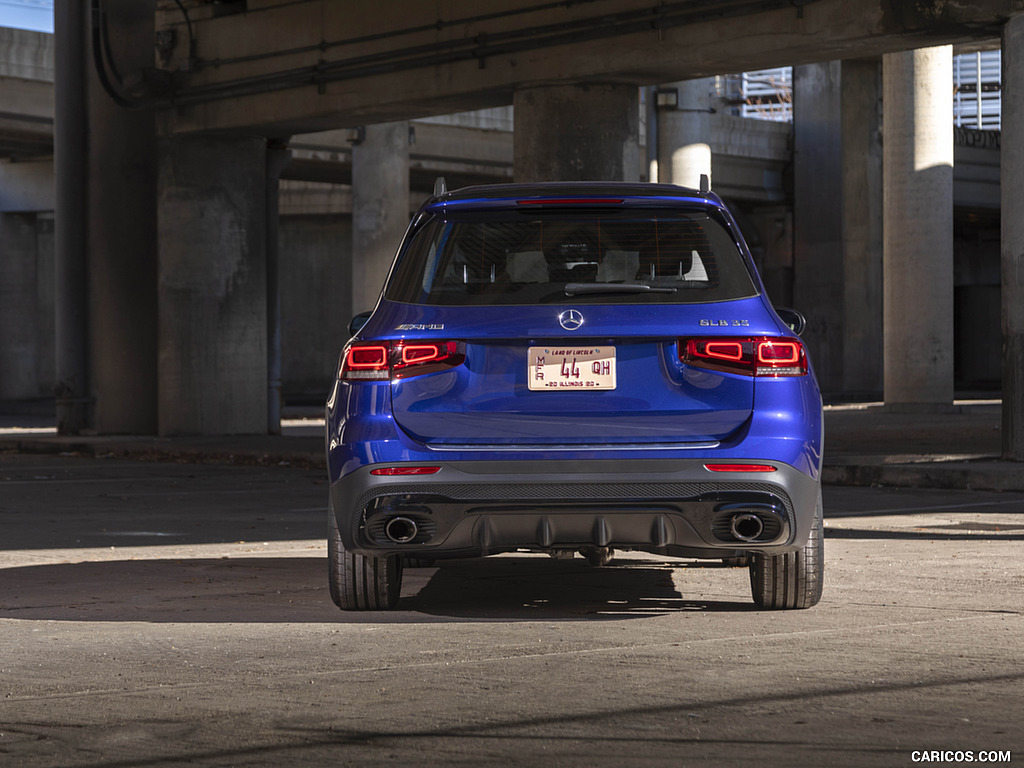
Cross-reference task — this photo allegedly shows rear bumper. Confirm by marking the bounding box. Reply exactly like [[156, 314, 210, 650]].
[[329, 458, 820, 559]]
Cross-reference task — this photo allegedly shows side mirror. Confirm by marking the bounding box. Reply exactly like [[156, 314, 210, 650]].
[[349, 311, 372, 337], [774, 307, 806, 336]]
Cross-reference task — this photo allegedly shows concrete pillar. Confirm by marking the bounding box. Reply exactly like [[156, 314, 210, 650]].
[[513, 83, 639, 182], [841, 58, 884, 398], [793, 62, 844, 394], [0, 214, 55, 400], [87, 0, 158, 434], [0, 214, 40, 399], [53, 0, 90, 433], [882, 46, 954, 407], [281, 215, 353, 399], [52, 0, 158, 433], [1002, 15, 1024, 459], [351, 122, 409, 314], [265, 141, 291, 435], [793, 60, 884, 399], [35, 214, 56, 394], [157, 135, 268, 435], [656, 78, 715, 188]]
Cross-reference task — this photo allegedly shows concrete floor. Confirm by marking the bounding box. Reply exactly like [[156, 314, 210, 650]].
[[1, 454, 1022, 767]]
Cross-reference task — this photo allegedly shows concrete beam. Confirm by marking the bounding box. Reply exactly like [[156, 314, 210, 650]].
[[700, 112, 791, 203], [0, 77, 54, 158], [154, 0, 1024, 135], [409, 121, 514, 190], [0, 29, 55, 159], [0, 27, 53, 81], [283, 120, 514, 189], [0, 158, 53, 211]]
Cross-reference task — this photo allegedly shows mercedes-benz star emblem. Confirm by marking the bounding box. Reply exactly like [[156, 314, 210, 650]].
[[559, 309, 584, 331]]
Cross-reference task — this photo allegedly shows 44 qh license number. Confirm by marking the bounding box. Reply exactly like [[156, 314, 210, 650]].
[[528, 346, 617, 391]]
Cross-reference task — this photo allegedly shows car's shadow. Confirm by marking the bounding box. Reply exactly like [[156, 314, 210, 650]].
[[0, 554, 753, 624], [405, 556, 753, 619]]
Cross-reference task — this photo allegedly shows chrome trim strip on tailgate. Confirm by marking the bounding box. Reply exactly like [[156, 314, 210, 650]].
[[423, 441, 721, 452]]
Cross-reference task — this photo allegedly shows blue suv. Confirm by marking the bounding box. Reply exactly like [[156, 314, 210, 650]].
[[326, 182, 823, 611]]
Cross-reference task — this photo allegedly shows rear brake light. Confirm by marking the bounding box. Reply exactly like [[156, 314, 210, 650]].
[[679, 337, 807, 377], [516, 198, 623, 206], [341, 340, 466, 382]]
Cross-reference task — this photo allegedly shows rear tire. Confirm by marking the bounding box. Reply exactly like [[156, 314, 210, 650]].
[[749, 489, 824, 610], [328, 504, 403, 611]]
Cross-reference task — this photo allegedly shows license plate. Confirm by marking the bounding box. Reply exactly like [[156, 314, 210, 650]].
[[527, 346, 616, 391]]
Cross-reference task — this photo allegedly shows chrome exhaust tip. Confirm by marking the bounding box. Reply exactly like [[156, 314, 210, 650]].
[[729, 513, 764, 542], [384, 516, 419, 544]]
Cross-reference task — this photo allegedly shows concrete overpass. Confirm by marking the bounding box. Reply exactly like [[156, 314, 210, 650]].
[[149, 0, 1015, 133], [4, 0, 1024, 457], [0, 27, 52, 208], [0, 27, 51, 158]]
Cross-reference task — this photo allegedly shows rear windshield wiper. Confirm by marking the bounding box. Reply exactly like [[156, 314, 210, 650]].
[[564, 282, 678, 296]]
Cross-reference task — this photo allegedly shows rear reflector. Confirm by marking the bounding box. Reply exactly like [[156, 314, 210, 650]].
[[704, 463, 777, 473], [369, 466, 441, 476]]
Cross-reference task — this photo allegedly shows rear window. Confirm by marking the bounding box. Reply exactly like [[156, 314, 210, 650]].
[[386, 208, 757, 306]]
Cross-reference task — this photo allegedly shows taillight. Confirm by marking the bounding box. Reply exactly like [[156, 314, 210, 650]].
[[343, 344, 390, 381], [679, 337, 807, 377], [340, 340, 465, 382]]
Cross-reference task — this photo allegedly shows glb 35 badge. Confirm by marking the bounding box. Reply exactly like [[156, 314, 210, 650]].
[[700, 319, 750, 327]]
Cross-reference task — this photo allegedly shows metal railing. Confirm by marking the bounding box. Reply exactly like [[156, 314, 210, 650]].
[[954, 50, 1001, 130], [723, 68, 793, 122], [729, 52, 1003, 130]]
